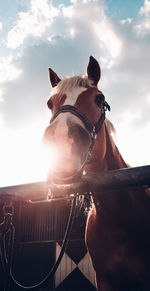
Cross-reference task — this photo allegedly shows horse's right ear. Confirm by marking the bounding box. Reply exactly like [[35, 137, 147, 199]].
[[87, 56, 101, 86], [48, 68, 61, 88]]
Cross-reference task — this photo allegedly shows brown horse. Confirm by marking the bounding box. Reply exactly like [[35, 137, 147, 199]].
[[43, 56, 150, 291]]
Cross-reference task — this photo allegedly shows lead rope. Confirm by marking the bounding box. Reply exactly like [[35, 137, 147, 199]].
[[0, 194, 77, 290]]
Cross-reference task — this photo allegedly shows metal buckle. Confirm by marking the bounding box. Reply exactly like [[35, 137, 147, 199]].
[[91, 126, 97, 139]]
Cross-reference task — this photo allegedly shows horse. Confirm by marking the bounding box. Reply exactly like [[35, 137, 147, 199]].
[[43, 56, 150, 291]]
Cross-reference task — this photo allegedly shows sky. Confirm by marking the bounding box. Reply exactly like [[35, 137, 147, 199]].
[[0, 0, 150, 187]]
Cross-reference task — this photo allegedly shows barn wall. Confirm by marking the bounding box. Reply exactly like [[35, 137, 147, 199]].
[[0, 199, 96, 290]]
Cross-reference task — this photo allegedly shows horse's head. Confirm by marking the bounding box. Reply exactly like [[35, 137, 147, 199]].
[[43, 56, 110, 183]]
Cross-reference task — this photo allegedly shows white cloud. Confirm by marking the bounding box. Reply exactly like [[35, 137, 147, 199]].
[[7, 0, 122, 59], [0, 88, 4, 102], [120, 18, 132, 25], [121, 110, 142, 125], [0, 22, 2, 30], [62, 3, 74, 18], [147, 94, 150, 105], [135, 0, 150, 35], [93, 20, 122, 58], [62, 0, 122, 59], [140, 0, 150, 15], [0, 55, 22, 83], [7, 0, 59, 48], [0, 114, 4, 128], [1, 0, 150, 186], [116, 121, 150, 167]]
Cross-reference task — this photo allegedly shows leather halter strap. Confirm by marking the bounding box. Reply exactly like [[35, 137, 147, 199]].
[[51, 105, 93, 133], [50, 103, 110, 139]]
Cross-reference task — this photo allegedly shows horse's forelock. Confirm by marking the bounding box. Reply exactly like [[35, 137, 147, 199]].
[[51, 75, 95, 101]]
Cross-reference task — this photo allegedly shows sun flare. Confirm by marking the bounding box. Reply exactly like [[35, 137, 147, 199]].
[[0, 117, 150, 188], [0, 123, 52, 187]]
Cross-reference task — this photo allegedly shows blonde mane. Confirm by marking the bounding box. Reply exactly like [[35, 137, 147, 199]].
[[52, 75, 95, 100], [105, 119, 116, 137]]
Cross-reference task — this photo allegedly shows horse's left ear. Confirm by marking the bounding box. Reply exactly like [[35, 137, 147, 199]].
[[87, 56, 101, 86], [49, 68, 61, 88]]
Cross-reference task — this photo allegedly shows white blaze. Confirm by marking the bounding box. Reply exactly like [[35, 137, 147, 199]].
[[64, 87, 87, 105], [61, 86, 88, 128], [48, 86, 88, 176]]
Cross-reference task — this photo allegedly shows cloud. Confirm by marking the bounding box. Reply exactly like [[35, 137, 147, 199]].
[[135, 0, 150, 35], [147, 94, 150, 105], [6, 0, 123, 62], [62, 0, 122, 59], [139, 0, 150, 16], [0, 55, 22, 84], [1, 45, 50, 128], [120, 18, 132, 25], [0, 22, 2, 30], [6, 0, 59, 48], [1, 0, 150, 184], [101, 37, 150, 130], [2, 0, 124, 125], [3, 0, 150, 130]]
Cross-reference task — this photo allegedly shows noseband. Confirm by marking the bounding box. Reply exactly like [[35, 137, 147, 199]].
[[50, 100, 110, 151]]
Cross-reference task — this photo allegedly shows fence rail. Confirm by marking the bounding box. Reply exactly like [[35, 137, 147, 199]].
[[0, 165, 150, 201]]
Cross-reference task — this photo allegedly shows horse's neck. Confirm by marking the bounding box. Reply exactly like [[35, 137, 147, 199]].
[[91, 123, 128, 172], [92, 124, 150, 224], [89, 123, 133, 219], [85, 122, 128, 174], [104, 123, 128, 171]]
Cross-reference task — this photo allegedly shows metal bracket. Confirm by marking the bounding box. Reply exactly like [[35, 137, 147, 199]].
[[29, 187, 75, 204]]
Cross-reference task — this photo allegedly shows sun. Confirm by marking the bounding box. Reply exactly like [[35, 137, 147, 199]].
[[0, 121, 57, 187]]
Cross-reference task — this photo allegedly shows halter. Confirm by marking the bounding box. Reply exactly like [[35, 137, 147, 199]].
[[50, 100, 110, 154], [49, 99, 110, 184]]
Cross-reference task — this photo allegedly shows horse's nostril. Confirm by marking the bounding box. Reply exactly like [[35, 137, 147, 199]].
[[68, 124, 90, 143], [68, 124, 79, 140]]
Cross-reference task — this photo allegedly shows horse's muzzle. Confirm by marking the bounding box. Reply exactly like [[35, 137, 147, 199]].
[[43, 120, 91, 183]]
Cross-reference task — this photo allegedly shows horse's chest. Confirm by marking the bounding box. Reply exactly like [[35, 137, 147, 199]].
[[102, 234, 143, 277], [86, 208, 145, 280]]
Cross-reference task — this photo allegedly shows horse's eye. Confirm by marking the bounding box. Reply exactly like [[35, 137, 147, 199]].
[[47, 99, 53, 110], [95, 94, 105, 107]]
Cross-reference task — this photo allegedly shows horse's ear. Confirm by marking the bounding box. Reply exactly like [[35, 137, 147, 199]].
[[87, 56, 101, 86], [48, 68, 61, 88]]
